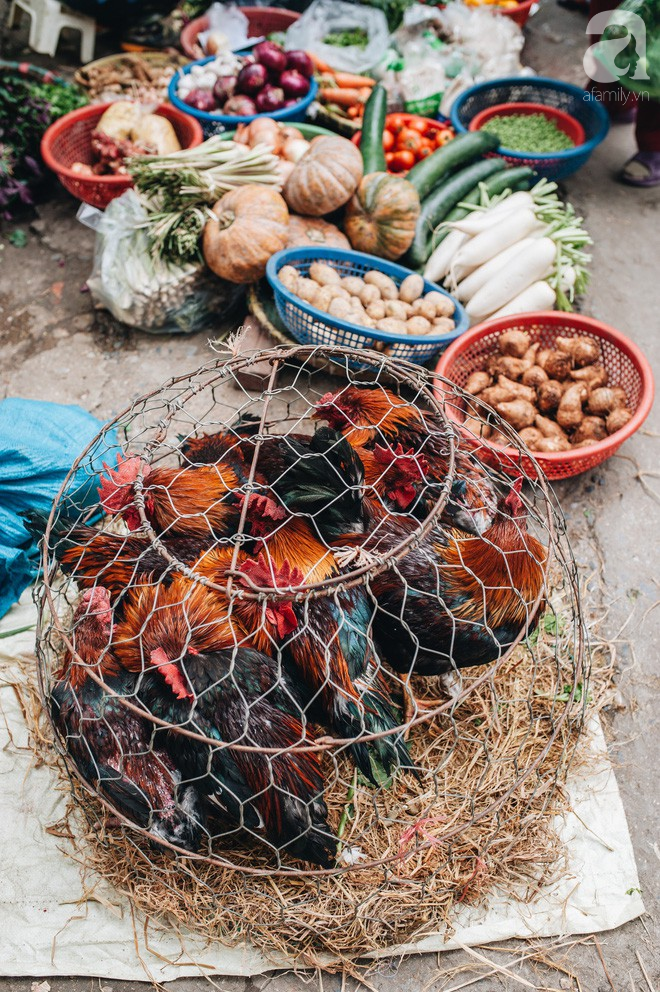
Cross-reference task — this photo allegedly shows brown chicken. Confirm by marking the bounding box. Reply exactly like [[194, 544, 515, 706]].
[[52, 587, 205, 851], [334, 478, 547, 711], [230, 493, 413, 782], [97, 454, 240, 540], [313, 385, 496, 535], [112, 573, 335, 866]]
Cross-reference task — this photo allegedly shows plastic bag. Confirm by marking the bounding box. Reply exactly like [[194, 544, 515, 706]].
[[79, 191, 242, 336], [285, 0, 390, 73], [383, 3, 525, 115], [198, 3, 253, 56], [0, 399, 119, 618]]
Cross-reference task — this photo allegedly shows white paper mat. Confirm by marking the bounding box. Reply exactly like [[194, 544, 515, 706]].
[[0, 592, 644, 981]]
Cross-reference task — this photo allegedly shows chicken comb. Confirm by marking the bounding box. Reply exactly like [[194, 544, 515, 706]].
[[373, 443, 429, 480], [79, 587, 113, 628], [237, 492, 287, 521], [150, 648, 194, 701], [504, 477, 525, 516], [237, 552, 304, 592], [97, 454, 149, 513]]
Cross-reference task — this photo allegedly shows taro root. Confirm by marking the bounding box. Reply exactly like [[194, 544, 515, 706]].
[[498, 329, 531, 358], [537, 380, 564, 413]]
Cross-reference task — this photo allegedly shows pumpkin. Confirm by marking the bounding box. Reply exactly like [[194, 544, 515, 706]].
[[283, 136, 363, 217], [203, 186, 289, 284], [344, 172, 421, 261], [286, 215, 350, 250]]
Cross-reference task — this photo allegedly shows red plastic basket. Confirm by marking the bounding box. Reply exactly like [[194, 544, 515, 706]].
[[469, 101, 585, 147], [41, 103, 204, 209], [180, 7, 300, 60], [434, 312, 655, 481], [497, 0, 536, 28]]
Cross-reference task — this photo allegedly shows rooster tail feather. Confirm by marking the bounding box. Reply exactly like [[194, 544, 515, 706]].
[[358, 685, 417, 780]]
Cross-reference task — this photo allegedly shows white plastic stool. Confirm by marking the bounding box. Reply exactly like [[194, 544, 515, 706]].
[[8, 0, 96, 63]]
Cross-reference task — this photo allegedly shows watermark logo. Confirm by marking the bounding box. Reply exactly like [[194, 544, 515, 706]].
[[584, 9, 650, 84]]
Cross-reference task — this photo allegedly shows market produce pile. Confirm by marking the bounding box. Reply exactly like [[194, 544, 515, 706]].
[[479, 112, 577, 153], [176, 41, 314, 116], [461, 329, 634, 451]]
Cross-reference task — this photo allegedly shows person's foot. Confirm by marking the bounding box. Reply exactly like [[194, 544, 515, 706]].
[[620, 151, 660, 186]]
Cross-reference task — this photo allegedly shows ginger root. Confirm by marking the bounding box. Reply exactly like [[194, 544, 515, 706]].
[[498, 329, 531, 358], [522, 365, 548, 388], [556, 383, 588, 430], [572, 416, 608, 445], [555, 335, 601, 368], [606, 407, 632, 434], [537, 380, 564, 413], [465, 370, 492, 395], [496, 399, 537, 430]]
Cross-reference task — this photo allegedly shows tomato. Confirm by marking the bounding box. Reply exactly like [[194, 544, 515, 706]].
[[417, 146, 434, 159], [397, 128, 424, 153], [436, 129, 454, 147], [407, 117, 431, 134], [386, 113, 411, 134], [382, 129, 395, 152], [389, 149, 416, 172]]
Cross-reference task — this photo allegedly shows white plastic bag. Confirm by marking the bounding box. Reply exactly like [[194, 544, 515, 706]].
[[285, 0, 389, 74], [78, 192, 241, 336], [198, 3, 254, 56]]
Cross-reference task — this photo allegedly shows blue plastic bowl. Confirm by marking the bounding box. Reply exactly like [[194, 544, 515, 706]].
[[450, 76, 610, 181], [266, 247, 469, 369], [168, 55, 317, 138]]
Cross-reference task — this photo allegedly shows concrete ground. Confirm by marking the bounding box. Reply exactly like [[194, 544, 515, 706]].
[[1, 1, 658, 989]]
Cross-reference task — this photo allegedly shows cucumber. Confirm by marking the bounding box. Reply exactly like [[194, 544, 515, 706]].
[[406, 158, 507, 269], [360, 84, 388, 174], [429, 166, 537, 252], [405, 131, 499, 201]]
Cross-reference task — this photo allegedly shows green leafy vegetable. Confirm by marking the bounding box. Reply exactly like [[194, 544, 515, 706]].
[[324, 28, 370, 48]]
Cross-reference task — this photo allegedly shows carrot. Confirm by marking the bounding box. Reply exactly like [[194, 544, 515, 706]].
[[308, 52, 332, 73], [333, 72, 376, 89], [318, 88, 367, 106]]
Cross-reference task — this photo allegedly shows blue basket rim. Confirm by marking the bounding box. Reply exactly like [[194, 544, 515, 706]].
[[449, 76, 610, 160], [266, 247, 469, 346], [168, 54, 317, 125]]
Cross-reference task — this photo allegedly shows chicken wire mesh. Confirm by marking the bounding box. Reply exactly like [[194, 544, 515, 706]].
[[33, 343, 589, 956]]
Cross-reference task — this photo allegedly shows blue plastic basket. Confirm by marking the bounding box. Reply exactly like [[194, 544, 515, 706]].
[[168, 56, 317, 138], [450, 77, 610, 181], [266, 248, 469, 369]]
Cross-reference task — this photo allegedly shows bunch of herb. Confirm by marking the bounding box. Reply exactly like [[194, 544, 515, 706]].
[[128, 137, 281, 262], [0, 74, 87, 219], [324, 28, 370, 48], [358, 0, 415, 31]]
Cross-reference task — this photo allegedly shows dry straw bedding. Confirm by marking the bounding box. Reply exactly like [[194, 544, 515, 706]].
[[18, 576, 615, 967]]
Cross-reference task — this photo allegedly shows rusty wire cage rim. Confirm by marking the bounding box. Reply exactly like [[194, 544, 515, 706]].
[[34, 343, 588, 878]]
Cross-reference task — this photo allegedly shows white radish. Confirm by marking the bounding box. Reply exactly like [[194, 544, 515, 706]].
[[454, 237, 540, 303], [424, 229, 469, 283], [490, 281, 557, 318], [453, 208, 539, 272], [448, 192, 535, 236], [465, 238, 557, 320]]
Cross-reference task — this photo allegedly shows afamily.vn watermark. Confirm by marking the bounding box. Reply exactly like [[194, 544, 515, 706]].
[[584, 7, 652, 91]]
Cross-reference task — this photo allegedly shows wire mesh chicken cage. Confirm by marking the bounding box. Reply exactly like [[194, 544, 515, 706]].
[[34, 343, 589, 958]]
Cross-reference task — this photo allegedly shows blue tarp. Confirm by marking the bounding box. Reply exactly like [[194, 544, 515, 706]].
[[0, 399, 118, 618]]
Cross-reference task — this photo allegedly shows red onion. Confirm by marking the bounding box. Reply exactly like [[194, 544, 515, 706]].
[[285, 50, 314, 78], [279, 69, 310, 99], [253, 40, 287, 72], [184, 89, 217, 112], [223, 94, 258, 116], [213, 75, 236, 104], [283, 98, 299, 108], [236, 63, 268, 95], [255, 84, 285, 113]]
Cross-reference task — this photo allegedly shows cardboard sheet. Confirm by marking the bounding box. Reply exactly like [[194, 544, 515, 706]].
[[0, 592, 645, 981]]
